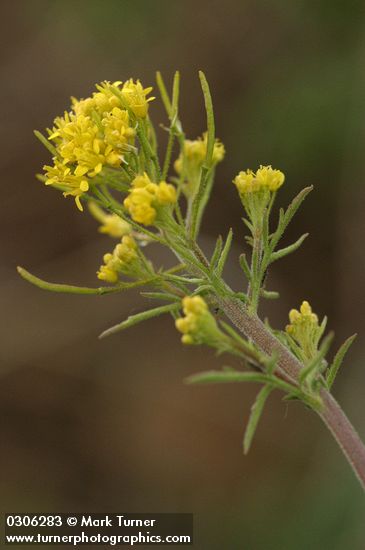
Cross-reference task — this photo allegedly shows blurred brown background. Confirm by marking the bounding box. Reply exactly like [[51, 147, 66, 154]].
[[1, 1, 365, 548]]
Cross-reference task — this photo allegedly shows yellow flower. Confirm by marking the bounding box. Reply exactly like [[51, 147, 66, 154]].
[[234, 165, 285, 195], [97, 256, 119, 283], [156, 181, 177, 204], [174, 133, 225, 196], [124, 187, 157, 225], [121, 79, 155, 118], [72, 81, 123, 117], [114, 235, 138, 264], [43, 159, 89, 211], [97, 235, 138, 282], [41, 80, 143, 210], [49, 112, 121, 176], [102, 107, 135, 150], [174, 133, 225, 173], [287, 301, 318, 329], [175, 296, 208, 344], [88, 202, 131, 238], [286, 301, 322, 361], [175, 296, 224, 346], [124, 173, 176, 226]]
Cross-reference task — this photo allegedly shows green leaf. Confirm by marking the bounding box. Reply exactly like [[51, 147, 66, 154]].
[[189, 71, 215, 239], [162, 71, 181, 180], [243, 385, 272, 454], [156, 71, 173, 118], [219, 321, 261, 364], [216, 228, 233, 276], [34, 130, 58, 157], [186, 370, 270, 385], [199, 71, 215, 166], [299, 332, 334, 385], [260, 289, 280, 300], [231, 291, 249, 303], [210, 236, 223, 270], [263, 352, 279, 374], [326, 334, 357, 389], [269, 233, 308, 264], [99, 303, 180, 339], [17, 266, 149, 295], [193, 284, 214, 295], [239, 253, 251, 281], [186, 369, 298, 396], [242, 217, 254, 234], [140, 292, 180, 302], [272, 186, 313, 248]]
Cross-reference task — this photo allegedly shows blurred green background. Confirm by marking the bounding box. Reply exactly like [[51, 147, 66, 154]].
[[1, 1, 365, 548]]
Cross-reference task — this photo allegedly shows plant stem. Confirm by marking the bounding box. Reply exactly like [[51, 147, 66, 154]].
[[319, 392, 365, 489]]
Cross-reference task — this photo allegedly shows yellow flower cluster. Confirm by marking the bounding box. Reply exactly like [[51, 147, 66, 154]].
[[88, 202, 131, 238], [175, 296, 209, 344], [97, 235, 138, 283], [174, 133, 225, 174], [124, 173, 177, 225], [43, 80, 154, 211], [174, 133, 225, 195], [286, 301, 320, 359], [234, 165, 285, 195]]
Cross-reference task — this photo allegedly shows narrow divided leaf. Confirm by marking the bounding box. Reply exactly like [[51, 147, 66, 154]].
[[260, 289, 280, 300], [243, 385, 272, 454], [186, 370, 271, 385], [199, 71, 215, 167], [269, 233, 309, 264], [17, 266, 148, 295], [156, 71, 173, 118], [99, 303, 180, 339], [34, 130, 58, 156], [239, 253, 251, 281], [326, 334, 357, 389], [189, 71, 215, 239], [219, 321, 261, 364], [210, 236, 223, 270], [194, 284, 214, 294], [299, 332, 334, 384], [272, 186, 313, 248], [186, 369, 298, 396], [140, 292, 180, 302], [216, 229, 233, 276], [162, 71, 181, 180]]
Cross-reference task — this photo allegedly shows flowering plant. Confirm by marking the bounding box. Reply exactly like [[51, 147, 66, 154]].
[[18, 72, 365, 489]]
